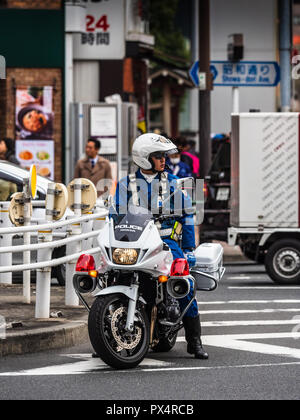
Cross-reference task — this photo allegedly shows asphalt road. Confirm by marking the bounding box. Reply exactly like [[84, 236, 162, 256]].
[[1, 263, 300, 401]]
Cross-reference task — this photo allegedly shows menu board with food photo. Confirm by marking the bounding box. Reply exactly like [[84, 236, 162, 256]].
[[16, 141, 54, 180], [16, 86, 54, 140]]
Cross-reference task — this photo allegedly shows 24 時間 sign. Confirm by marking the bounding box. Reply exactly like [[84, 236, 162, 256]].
[[73, 0, 125, 60]]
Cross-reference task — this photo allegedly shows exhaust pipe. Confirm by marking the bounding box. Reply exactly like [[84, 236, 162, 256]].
[[167, 277, 191, 299]]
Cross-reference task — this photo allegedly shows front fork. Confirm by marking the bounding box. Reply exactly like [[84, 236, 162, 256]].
[[125, 273, 140, 332], [125, 283, 139, 332]]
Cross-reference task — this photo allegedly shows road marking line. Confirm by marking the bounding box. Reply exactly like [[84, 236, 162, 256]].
[[200, 308, 300, 315], [177, 332, 300, 343], [0, 357, 170, 377], [200, 333, 300, 359], [177, 333, 300, 359], [201, 320, 300, 327], [127, 361, 300, 374], [199, 300, 300, 305], [228, 286, 300, 290]]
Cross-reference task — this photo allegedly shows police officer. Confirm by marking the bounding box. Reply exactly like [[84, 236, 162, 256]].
[[114, 133, 208, 360]]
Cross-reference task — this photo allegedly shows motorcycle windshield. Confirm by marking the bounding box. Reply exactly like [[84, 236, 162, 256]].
[[113, 205, 153, 242]]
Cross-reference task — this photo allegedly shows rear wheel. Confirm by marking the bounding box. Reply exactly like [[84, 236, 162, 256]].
[[88, 294, 150, 369], [265, 239, 300, 284]]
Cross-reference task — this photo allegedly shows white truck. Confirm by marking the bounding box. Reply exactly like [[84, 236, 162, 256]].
[[228, 112, 300, 284]]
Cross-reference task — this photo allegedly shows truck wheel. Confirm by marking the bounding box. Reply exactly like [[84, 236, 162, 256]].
[[265, 239, 300, 284]]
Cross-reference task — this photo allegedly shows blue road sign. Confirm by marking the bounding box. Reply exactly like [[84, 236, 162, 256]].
[[189, 61, 280, 88]]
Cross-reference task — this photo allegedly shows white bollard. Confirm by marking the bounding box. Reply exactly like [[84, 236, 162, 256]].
[[0, 202, 13, 285], [65, 179, 82, 307], [35, 184, 54, 319], [23, 180, 32, 304]]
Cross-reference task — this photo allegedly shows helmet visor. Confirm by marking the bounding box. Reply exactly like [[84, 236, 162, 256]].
[[150, 149, 178, 159]]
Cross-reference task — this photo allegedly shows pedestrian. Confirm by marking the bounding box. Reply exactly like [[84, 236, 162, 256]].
[[166, 140, 193, 179], [180, 137, 200, 178], [74, 139, 113, 197], [187, 139, 200, 160], [0, 138, 20, 165], [174, 137, 194, 175]]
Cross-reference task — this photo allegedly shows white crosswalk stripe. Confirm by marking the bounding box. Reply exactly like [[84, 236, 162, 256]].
[[199, 300, 300, 305], [0, 356, 171, 376], [201, 320, 300, 327], [197, 294, 300, 360], [200, 308, 300, 315], [228, 286, 300, 290]]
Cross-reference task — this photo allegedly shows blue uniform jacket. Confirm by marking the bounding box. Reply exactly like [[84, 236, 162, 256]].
[[166, 159, 193, 179], [113, 169, 196, 251]]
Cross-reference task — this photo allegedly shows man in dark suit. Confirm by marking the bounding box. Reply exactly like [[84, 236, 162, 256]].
[[74, 139, 113, 196]]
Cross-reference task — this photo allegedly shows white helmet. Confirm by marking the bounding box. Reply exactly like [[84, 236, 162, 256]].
[[132, 133, 178, 170]]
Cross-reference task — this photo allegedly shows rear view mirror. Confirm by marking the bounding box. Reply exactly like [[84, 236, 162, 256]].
[[190, 267, 225, 292]]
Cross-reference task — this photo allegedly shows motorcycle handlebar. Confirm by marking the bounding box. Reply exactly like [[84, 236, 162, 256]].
[[154, 214, 176, 223]]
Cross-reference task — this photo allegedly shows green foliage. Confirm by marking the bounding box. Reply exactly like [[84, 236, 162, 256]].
[[149, 0, 190, 67]]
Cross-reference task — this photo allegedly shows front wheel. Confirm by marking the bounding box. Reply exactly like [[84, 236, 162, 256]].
[[88, 294, 150, 369], [265, 239, 300, 284]]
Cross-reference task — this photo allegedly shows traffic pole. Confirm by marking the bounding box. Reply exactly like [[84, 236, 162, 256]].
[[65, 179, 82, 307], [199, 0, 212, 179], [279, 0, 292, 112], [35, 184, 55, 319], [23, 179, 31, 304], [0, 202, 12, 285], [232, 86, 240, 113]]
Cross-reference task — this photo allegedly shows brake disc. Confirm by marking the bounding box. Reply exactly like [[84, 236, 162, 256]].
[[111, 307, 142, 350]]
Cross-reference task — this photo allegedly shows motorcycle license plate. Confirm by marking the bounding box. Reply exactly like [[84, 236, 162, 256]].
[[216, 188, 230, 201]]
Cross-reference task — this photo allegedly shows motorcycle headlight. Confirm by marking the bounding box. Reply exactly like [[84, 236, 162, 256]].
[[112, 248, 138, 265]]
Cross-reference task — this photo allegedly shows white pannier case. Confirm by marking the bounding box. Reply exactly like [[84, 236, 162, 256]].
[[190, 243, 224, 291]]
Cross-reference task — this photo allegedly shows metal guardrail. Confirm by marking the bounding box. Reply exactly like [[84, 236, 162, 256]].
[[0, 178, 109, 319], [0, 246, 102, 273]]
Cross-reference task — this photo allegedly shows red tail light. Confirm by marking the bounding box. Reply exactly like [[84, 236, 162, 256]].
[[170, 259, 190, 277], [76, 254, 96, 272]]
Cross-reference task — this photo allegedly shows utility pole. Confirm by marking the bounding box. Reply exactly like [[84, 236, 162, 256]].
[[279, 0, 292, 112], [199, 0, 212, 179]]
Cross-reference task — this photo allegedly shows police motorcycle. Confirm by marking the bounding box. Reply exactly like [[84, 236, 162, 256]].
[[73, 178, 225, 370]]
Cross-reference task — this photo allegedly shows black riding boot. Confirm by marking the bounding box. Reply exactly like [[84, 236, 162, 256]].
[[183, 315, 209, 360]]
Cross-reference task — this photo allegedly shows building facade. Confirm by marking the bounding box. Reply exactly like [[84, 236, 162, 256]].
[[0, 0, 153, 183]]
